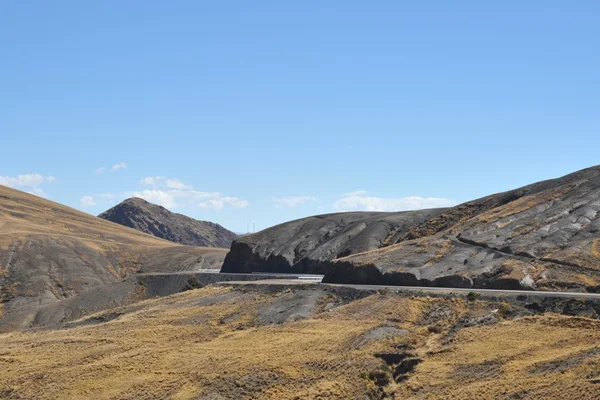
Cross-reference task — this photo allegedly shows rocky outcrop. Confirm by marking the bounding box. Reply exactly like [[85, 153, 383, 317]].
[[223, 165, 600, 291], [221, 210, 445, 274], [99, 197, 237, 248]]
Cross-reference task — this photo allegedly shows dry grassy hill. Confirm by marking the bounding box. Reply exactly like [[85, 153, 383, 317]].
[[0, 185, 227, 327], [0, 284, 598, 399]]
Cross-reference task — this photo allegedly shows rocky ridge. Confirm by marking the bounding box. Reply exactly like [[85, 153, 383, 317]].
[[99, 197, 237, 248]]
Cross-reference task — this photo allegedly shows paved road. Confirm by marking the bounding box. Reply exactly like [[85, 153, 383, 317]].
[[222, 278, 600, 299], [136, 270, 324, 279], [323, 283, 600, 299], [135, 271, 600, 299]]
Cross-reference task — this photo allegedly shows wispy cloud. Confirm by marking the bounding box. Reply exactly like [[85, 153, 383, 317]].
[[196, 195, 248, 210], [0, 173, 56, 197], [80, 195, 96, 207], [95, 162, 126, 174], [110, 162, 127, 172], [130, 189, 176, 208], [140, 176, 164, 186], [165, 179, 192, 190], [130, 189, 248, 210], [273, 196, 316, 208], [97, 176, 248, 211], [333, 190, 455, 212]]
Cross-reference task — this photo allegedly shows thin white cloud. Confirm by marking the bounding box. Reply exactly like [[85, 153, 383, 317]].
[[140, 176, 164, 186], [0, 173, 56, 197], [110, 162, 127, 172], [131, 189, 176, 208], [166, 178, 192, 190], [333, 190, 455, 212], [197, 196, 249, 210], [80, 195, 96, 207], [0, 174, 45, 187], [97, 175, 248, 211], [95, 167, 106, 174], [128, 188, 248, 211], [273, 196, 316, 208]]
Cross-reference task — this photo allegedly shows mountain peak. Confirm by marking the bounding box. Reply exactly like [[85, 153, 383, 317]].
[[99, 199, 236, 248]]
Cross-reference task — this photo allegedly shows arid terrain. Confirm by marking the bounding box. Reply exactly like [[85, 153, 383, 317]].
[[99, 197, 237, 248], [2, 167, 600, 399], [0, 284, 599, 399], [0, 185, 228, 328], [224, 166, 600, 292]]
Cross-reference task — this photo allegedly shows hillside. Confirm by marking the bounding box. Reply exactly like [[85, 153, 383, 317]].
[[99, 197, 237, 248], [222, 165, 600, 291], [1, 284, 599, 399], [221, 209, 444, 274], [0, 185, 227, 327]]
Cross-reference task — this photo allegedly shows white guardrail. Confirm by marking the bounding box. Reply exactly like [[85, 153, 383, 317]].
[[251, 272, 324, 282]]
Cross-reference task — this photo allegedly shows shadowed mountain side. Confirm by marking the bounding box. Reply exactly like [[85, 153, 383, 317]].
[[99, 197, 237, 248], [0, 185, 228, 324]]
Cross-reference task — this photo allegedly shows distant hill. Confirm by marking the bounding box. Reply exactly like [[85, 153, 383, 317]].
[[222, 165, 600, 292], [0, 185, 227, 328], [99, 198, 237, 248]]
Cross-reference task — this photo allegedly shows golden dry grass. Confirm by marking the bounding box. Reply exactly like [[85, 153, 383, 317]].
[[423, 239, 452, 267], [592, 239, 600, 259], [397, 316, 600, 399], [475, 186, 573, 225], [0, 286, 599, 399], [0, 185, 227, 287]]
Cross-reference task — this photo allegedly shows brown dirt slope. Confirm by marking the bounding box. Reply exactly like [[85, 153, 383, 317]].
[[0, 185, 227, 327], [0, 285, 598, 399], [99, 197, 237, 248]]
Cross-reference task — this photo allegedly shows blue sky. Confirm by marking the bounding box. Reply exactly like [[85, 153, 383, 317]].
[[1, 1, 599, 233]]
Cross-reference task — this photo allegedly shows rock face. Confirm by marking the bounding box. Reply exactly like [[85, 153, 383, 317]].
[[221, 209, 445, 274], [222, 165, 600, 291], [0, 186, 228, 328], [99, 197, 237, 248]]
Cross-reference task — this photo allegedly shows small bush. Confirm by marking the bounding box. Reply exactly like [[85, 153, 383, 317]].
[[182, 277, 203, 292], [466, 292, 480, 302], [498, 302, 512, 318]]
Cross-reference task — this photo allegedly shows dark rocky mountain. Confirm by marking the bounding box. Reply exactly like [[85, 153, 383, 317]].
[[222, 165, 600, 291], [0, 186, 227, 329], [221, 209, 445, 273], [99, 197, 237, 248]]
